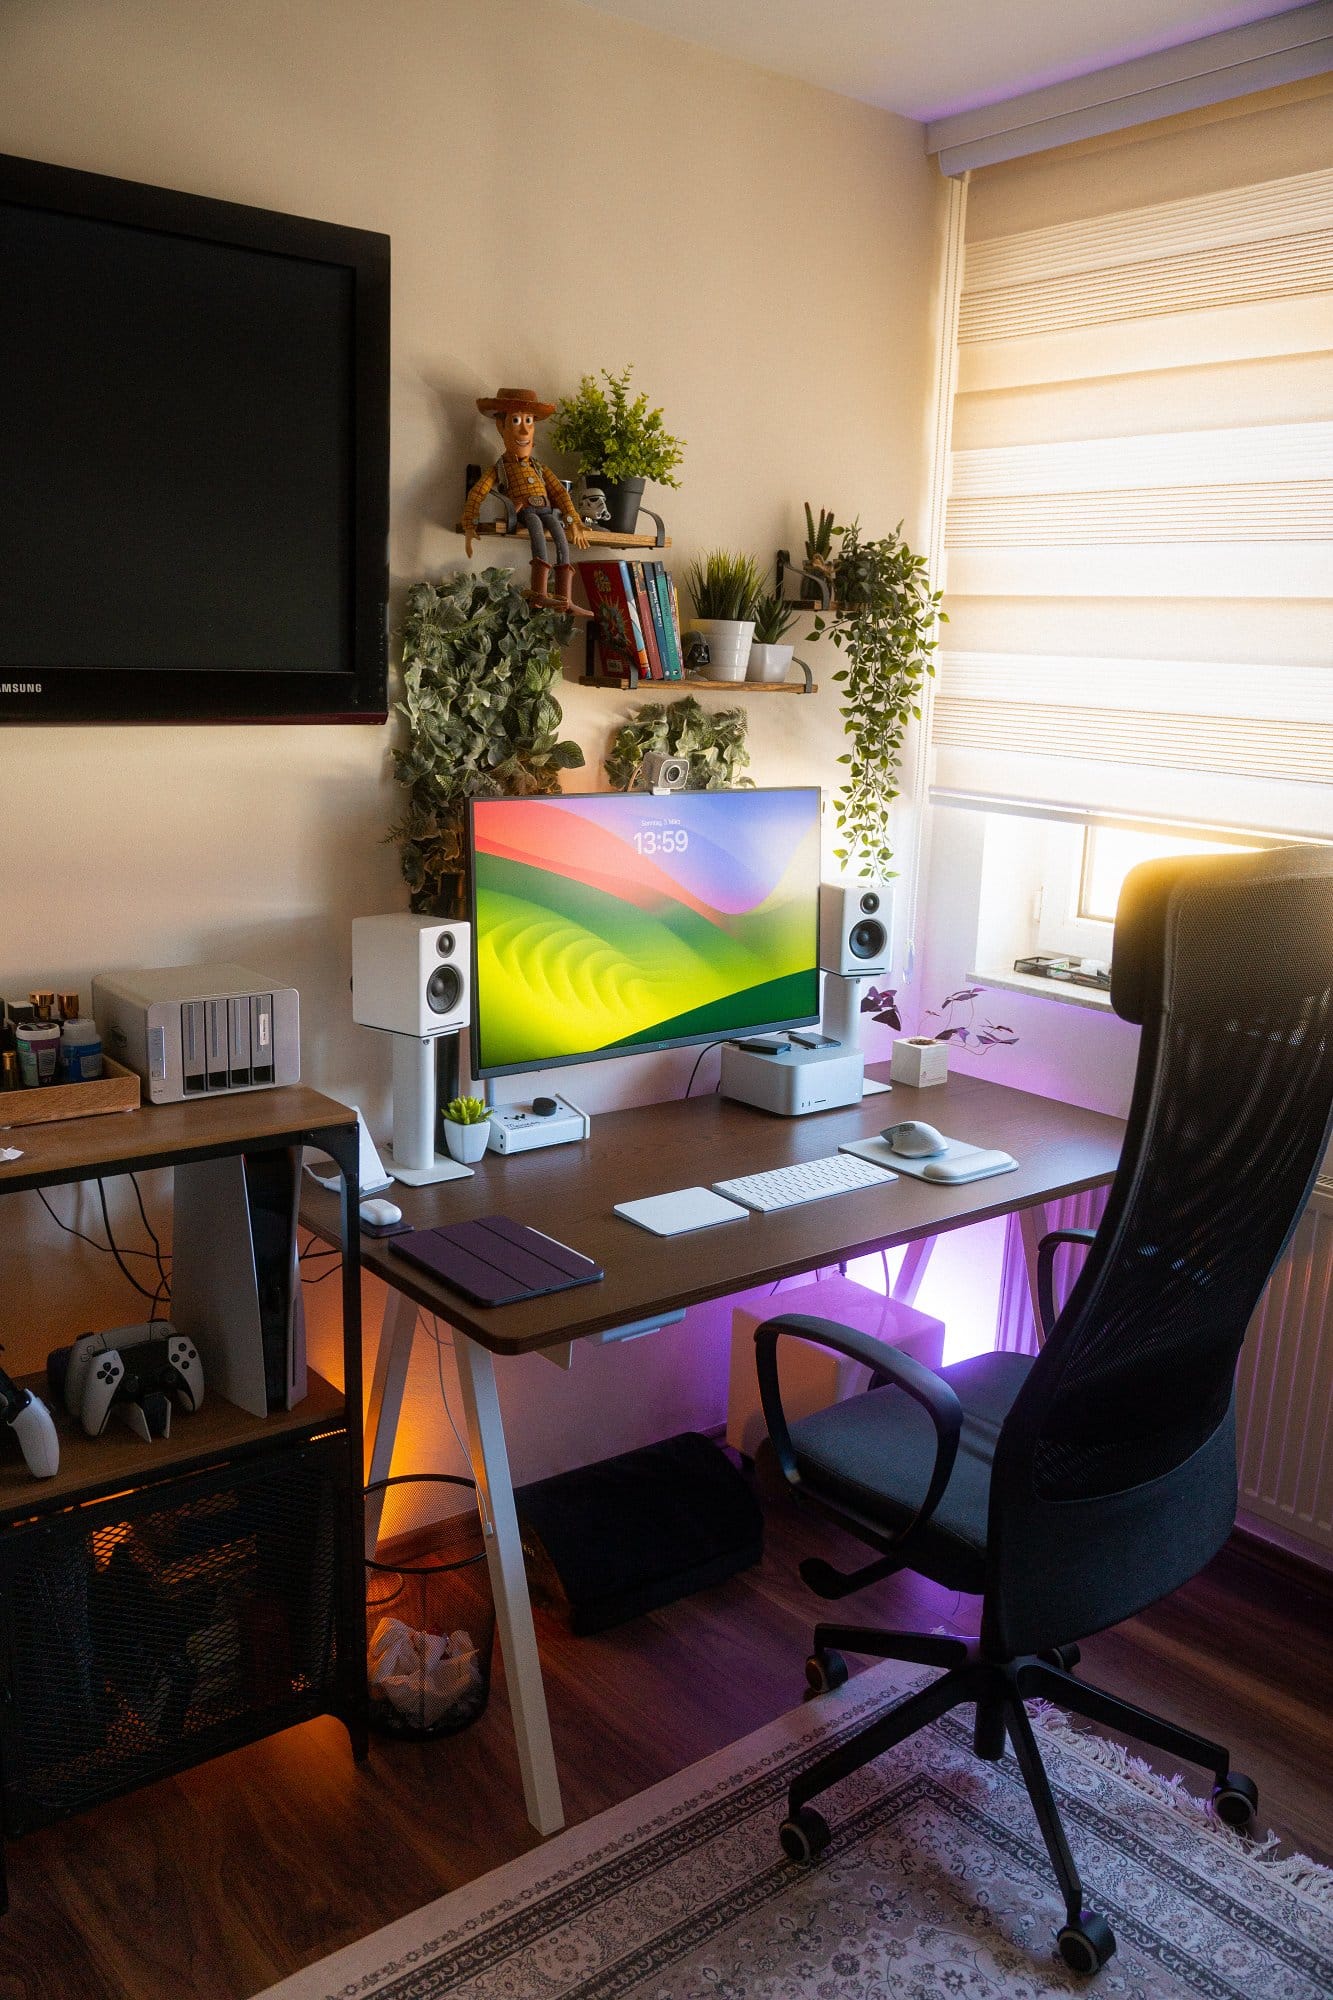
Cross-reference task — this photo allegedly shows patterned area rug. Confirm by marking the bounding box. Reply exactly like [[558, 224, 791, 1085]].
[[261, 1659, 1333, 2000]]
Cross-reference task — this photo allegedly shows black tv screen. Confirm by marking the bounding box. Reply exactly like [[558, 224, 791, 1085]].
[[0, 154, 389, 722]]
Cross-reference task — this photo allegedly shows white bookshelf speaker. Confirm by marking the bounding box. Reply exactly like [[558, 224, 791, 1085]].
[[818, 882, 892, 978], [351, 914, 471, 1038]]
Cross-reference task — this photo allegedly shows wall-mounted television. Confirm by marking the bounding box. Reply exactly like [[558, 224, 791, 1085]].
[[469, 788, 823, 1077], [0, 153, 389, 723]]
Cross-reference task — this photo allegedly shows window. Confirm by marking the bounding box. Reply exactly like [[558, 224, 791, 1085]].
[[1078, 825, 1264, 924]]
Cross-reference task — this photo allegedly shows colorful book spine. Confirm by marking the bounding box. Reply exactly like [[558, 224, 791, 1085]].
[[577, 561, 650, 683], [666, 572, 685, 678], [638, 561, 671, 681], [617, 563, 656, 679], [648, 563, 683, 680], [628, 562, 663, 679]]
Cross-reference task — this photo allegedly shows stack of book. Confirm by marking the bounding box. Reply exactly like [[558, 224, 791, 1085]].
[[578, 559, 684, 683]]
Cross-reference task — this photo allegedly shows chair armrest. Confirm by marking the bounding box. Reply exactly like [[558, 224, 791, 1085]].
[[754, 1313, 963, 1548], [1036, 1228, 1097, 1341]]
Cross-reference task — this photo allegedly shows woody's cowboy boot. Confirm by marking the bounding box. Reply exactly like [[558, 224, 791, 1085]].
[[552, 563, 593, 621], [527, 558, 552, 608]]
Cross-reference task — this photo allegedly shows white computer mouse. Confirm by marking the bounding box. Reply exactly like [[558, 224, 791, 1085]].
[[359, 1195, 404, 1228], [882, 1120, 948, 1158]]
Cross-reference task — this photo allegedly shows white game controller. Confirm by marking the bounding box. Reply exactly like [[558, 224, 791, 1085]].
[[62, 1321, 205, 1441], [0, 1366, 60, 1479]]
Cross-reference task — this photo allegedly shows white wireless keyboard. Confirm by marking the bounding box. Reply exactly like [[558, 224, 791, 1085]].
[[712, 1153, 897, 1214]]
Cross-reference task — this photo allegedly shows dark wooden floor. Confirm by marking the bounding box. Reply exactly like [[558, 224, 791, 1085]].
[[1, 1467, 1329, 2000]]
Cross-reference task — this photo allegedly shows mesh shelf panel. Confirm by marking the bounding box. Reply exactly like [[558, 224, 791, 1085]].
[[0, 1437, 346, 1835]]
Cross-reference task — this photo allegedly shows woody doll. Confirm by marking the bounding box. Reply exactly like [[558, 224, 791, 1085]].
[[462, 387, 592, 619]]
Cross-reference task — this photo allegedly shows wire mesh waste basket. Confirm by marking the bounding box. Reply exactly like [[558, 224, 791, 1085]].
[[365, 1474, 495, 1739]]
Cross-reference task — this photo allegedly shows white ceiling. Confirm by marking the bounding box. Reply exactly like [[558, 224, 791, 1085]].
[[571, 0, 1302, 121]]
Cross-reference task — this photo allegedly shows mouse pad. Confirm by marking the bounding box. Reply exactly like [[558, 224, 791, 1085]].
[[840, 1135, 1017, 1183], [390, 1215, 604, 1306]]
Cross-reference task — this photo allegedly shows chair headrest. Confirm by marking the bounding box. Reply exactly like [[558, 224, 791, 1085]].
[[1111, 843, 1333, 1026]]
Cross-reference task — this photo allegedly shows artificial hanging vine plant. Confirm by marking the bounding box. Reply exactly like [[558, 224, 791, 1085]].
[[390, 568, 583, 914], [808, 520, 943, 880]]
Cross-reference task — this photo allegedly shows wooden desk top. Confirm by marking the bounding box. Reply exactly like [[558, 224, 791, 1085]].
[[0, 1083, 357, 1194], [302, 1072, 1124, 1359]]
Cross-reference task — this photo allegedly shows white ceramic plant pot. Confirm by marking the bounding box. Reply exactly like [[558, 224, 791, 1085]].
[[691, 618, 754, 682], [443, 1118, 490, 1164], [747, 642, 794, 685]]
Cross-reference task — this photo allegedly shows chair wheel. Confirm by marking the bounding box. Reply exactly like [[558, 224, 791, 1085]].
[[805, 1648, 849, 1695], [1211, 1771, 1259, 1831], [1040, 1643, 1081, 1672], [779, 1805, 831, 1864], [1057, 1911, 1116, 1974]]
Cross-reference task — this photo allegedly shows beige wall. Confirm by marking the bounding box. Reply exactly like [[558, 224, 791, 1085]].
[[0, 0, 946, 1501]]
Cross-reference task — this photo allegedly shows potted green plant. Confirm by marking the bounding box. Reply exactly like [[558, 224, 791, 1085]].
[[682, 550, 763, 682], [802, 503, 840, 603], [604, 694, 752, 791], [808, 520, 943, 879], [442, 1093, 492, 1164], [391, 568, 584, 915], [549, 365, 685, 535], [746, 590, 799, 685]]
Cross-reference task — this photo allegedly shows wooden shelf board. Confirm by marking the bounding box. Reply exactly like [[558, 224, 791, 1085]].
[[0, 1369, 346, 1519], [454, 522, 670, 549], [579, 674, 817, 695]]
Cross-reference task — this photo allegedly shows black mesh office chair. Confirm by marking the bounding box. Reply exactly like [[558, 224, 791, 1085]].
[[756, 844, 1333, 1975]]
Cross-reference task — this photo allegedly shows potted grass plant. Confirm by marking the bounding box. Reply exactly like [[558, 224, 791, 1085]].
[[746, 590, 799, 684], [682, 550, 763, 682], [549, 365, 685, 535], [442, 1093, 492, 1164]]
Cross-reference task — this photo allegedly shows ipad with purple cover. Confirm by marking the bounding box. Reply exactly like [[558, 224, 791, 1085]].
[[389, 1215, 604, 1307]]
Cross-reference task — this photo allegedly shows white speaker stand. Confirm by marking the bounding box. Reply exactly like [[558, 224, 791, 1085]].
[[385, 1031, 474, 1187], [820, 972, 893, 1097]]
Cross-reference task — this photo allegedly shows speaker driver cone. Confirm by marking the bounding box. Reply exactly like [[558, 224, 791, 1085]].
[[849, 919, 887, 961], [426, 964, 463, 1015]]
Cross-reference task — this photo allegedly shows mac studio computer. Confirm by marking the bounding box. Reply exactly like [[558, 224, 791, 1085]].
[[466, 786, 863, 1125]]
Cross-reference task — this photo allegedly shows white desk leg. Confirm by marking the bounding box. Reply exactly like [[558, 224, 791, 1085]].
[[364, 1288, 417, 1559], [452, 1330, 565, 1837], [1018, 1204, 1048, 1345], [890, 1235, 936, 1306]]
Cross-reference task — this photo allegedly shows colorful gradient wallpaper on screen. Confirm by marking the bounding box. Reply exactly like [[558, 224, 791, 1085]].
[[470, 790, 821, 1074]]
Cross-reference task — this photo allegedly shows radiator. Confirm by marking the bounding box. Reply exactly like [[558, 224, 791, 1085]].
[[998, 1182, 1333, 1564]]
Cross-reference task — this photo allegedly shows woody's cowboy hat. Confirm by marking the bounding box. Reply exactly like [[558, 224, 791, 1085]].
[[477, 386, 556, 419]]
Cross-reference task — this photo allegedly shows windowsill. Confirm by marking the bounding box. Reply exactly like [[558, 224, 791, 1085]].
[[970, 967, 1114, 1012]]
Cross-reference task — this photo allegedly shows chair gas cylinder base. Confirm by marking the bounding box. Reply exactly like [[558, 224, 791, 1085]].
[[758, 844, 1333, 1975]]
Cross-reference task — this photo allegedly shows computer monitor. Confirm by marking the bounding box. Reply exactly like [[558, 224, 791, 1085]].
[[469, 788, 822, 1078]]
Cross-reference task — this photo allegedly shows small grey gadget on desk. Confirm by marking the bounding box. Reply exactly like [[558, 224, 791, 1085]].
[[614, 1187, 749, 1235], [841, 1129, 1018, 1183]]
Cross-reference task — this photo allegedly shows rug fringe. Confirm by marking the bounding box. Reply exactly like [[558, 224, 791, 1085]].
[[1028, 1702, 1333, 1914]]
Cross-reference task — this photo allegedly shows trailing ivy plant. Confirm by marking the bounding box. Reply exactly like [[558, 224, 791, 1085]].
[[808, 521, 943, 880], [604, 694, 752, 792], [391, 568, 583, 914]]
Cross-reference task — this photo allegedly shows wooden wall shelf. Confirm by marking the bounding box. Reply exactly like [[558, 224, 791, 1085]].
[[457, 520, 671, 551]]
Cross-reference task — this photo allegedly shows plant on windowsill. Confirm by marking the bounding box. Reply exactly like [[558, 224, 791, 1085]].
[[441, 1093, 492, 1164], [390, 568, 583, 916], [549, 365, 685, 535], [808, 520, 944, 881], [604, 694, 753, 792]]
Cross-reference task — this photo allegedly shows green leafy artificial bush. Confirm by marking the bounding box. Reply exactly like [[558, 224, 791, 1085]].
[[549, 366, 685, 486], [391, 568, 584, 915], [807, 521, 943, 880], [604, 695, 752, 792]]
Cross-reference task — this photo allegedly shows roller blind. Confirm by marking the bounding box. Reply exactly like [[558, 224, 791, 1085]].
[[931, 77, 1333, 836]]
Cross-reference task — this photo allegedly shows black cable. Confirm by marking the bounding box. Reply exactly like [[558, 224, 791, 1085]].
[[684, 1040, 721, 1098], [35, 1189, 161, 1270], [95, 1179, 160, 1303], [129, 1172, 171, 1296]]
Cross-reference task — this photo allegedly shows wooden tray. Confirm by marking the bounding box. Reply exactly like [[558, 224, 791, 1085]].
[[0, 1053, 140, 1128]]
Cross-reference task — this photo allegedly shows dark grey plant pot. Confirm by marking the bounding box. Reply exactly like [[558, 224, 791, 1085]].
[[595, 476, 645, 536]]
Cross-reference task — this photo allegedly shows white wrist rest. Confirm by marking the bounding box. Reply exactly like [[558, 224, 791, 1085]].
[[920, 1149, 1017, 1183]]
